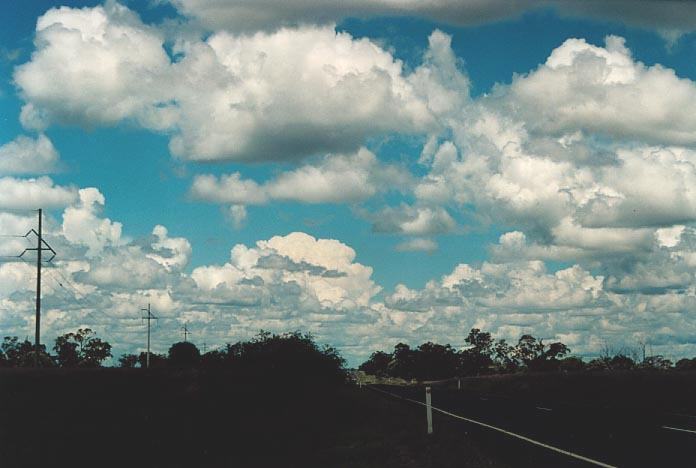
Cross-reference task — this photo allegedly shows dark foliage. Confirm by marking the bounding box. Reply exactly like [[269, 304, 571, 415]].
[[358, 350, 391, 376], [53, 328, 112, 367], [168, 341, 201, 367], [676, 357, 696, 371], [359, 328, 575, 380], [137, 352, 168, 368], [118, 353, 138, 368], [217, 331, 346, 384], [0, 337, 52, 367]]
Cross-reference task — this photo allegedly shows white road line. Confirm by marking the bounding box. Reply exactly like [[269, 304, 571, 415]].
[[536, 406, 553, 412], [368, 386, 617, 468], [662, 425, 696, 435]]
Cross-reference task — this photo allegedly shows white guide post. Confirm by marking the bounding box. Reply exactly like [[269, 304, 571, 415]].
[[458, 378, 461, 390], [425, 386, 433, 434]]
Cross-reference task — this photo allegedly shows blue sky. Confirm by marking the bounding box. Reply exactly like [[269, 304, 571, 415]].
[[3, 1, 696, 365]]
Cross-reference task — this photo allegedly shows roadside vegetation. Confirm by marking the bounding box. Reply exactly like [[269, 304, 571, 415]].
[[358, 328, 693, 381]]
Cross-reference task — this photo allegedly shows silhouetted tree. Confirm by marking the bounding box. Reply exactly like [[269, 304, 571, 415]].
[[387, 343, 416, 379], [459, 329, 495, 376], [137, 352, 167, 368], [559, 356, 585, 372], [493, 339, 519, 373], [53, 329, 112, 367], [413, 342, 459, 380], [118, 353, 138, 368], [609, 354, 635, 370], [639, 355, 672, 370], [0, 337, 50, 367], [358, 351, 392, 376], [224, 331, 346, 383], [516, 334, 545, 368], [168, 341, 201, 368], [675, 358, 696, 371], [201, 349, 227, 369]]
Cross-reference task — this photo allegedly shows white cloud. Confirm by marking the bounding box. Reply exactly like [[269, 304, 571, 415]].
[[371, 204, 456, 235], [16, 5, 437, 161], [0, 134, 59, 175], [395, 238, 438, 253], [191, 148, 410, 207], [15, 3, 173, 131], [168, 0, 696, 41], [0, 177, 77, 210], [506, 36, 696, 145], [61, 188, 124, 256]]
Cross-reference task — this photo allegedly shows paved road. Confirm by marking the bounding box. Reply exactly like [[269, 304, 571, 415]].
[[370, 385, 696, 467]]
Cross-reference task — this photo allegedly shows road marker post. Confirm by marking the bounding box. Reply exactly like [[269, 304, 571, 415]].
[[458, 378, 461, 390], [426, 386, 433, 434]]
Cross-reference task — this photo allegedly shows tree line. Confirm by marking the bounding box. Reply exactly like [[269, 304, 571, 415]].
[[358, 328, 696, 381], [0, 329, 347, 383]]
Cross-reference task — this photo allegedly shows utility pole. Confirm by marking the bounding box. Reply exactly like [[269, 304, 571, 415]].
[[141, 303, 158, 369], [203, 342, 207, 353], [19, 209, 56, 366], [182, 323, 189, 342]]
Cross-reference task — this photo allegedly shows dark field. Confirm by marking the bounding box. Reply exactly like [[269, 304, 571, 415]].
[[379, 371, 696, 467], [4, 370, 696, 468], [0, 369, 506, 468]]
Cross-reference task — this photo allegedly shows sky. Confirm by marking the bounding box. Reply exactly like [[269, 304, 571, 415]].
[[3, 0, 696, 366]]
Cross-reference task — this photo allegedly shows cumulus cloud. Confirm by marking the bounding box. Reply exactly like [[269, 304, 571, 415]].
[[0, 134, 59, 175], [370, 204, 456, 235], [0, 177, 77, 210], [61, 188, 124, 256], [16, 4, 438, 161], [167, 0, 696, 41], [191, 148, 411, 208], [506, 36, 696, 145]]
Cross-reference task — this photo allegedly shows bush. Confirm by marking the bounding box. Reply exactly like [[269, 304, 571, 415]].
[[168, 342, 201, 368]]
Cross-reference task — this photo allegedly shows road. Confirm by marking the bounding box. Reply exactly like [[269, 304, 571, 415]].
[[369, 385, 696, 467]]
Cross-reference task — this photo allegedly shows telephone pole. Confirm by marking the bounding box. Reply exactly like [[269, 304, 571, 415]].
[[19, 209, 56, 366], [141, 303, 158, 368], [182, 323, 189, 342]]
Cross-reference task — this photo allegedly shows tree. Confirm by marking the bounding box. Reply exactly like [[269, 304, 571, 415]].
[[459, 329, 495, 376], [515, 335, 570, 372], [224, 331, 347, 383], [639, 355, 672, 370], [201, 349, 227, 369], [608, 354, 635, 371], [168, 341, 201, 367], [53, 329, 112, 367], [493, 339, 519, 373], [559, 356, 585, 372], [515, 334, 545, 367], [413, 342, 459, 380], [0, 337, 50, 367], [118, 353, 138, 368], [358, 351, 392, 376], [137, 352, 167, 368], [675, 358, 696, 371], [387, 343, 416, 379]]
